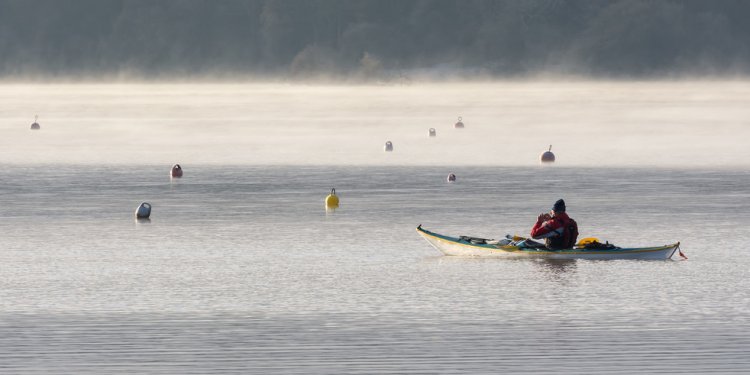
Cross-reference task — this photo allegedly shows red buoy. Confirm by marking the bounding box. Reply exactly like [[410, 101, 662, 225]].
[[170, 164, 183, 178]]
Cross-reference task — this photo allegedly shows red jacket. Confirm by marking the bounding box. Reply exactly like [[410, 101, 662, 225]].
[[530, 212, 578, 249]]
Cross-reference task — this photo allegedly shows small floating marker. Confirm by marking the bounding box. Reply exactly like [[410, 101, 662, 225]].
[[325, 188, 339, 209], [454, 116, 464, 129], [384, 141, 393, 152], [540, 145, 555, 163], [30, 115, 40, 130], [135, 202, 152, 219], [447, 173, 456, 182], [428, 128, 436, 137], [170, 164, 183, 178]]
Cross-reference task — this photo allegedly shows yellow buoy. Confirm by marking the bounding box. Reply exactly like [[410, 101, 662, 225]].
[[325, 188, 339, 209]]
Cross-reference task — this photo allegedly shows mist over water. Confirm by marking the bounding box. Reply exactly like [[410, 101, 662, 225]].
[[1, 81, 748, 167]]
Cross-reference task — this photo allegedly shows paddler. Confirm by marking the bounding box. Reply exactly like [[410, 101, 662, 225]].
[[530, 199, 579, 250]]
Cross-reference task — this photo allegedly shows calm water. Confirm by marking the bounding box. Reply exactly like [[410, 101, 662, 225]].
[[1, 165, 749, 374]]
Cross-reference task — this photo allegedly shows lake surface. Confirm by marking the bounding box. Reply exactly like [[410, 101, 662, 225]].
[[0, 82, 749, 373], [1, 165, 748, 374]]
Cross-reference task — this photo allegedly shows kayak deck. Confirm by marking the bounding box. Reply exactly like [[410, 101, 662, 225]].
[[417, 225, 680, 260]]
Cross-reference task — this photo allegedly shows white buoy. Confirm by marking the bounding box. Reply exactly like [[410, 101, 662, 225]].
[[454, 116, 464, 129], [384, 141, 393, 152], [428, 128, 436, 137], [30, 115, 40, 130], [447, 173, 456, 182], [135, 202, 151, 219], [541, 145, 555, 163], [170, 164, 183, 178]]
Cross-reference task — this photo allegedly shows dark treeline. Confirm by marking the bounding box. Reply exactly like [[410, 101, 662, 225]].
[[1, 0, 749, 79]]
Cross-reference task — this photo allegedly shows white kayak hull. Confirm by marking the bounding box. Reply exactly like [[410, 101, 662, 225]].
[[417, 226, 680, 260]]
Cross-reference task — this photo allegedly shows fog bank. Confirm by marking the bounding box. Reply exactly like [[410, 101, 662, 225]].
[[1, 81, 747, 167]]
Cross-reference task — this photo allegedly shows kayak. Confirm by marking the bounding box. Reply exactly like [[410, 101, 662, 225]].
[[416, 225, 681, 260]]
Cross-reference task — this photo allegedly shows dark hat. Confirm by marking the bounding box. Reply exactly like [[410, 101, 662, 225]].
[[552, 199, 566, 212]]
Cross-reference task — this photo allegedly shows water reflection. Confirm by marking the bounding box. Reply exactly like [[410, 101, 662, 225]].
[[135, 217, 152, 224], [531, 258, 577, 280]]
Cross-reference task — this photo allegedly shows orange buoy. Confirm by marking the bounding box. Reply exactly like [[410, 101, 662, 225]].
[[540, 145, 555, 163]]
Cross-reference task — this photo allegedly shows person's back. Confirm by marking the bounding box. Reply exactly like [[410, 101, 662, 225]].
[[530, 199, 579, 250]]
